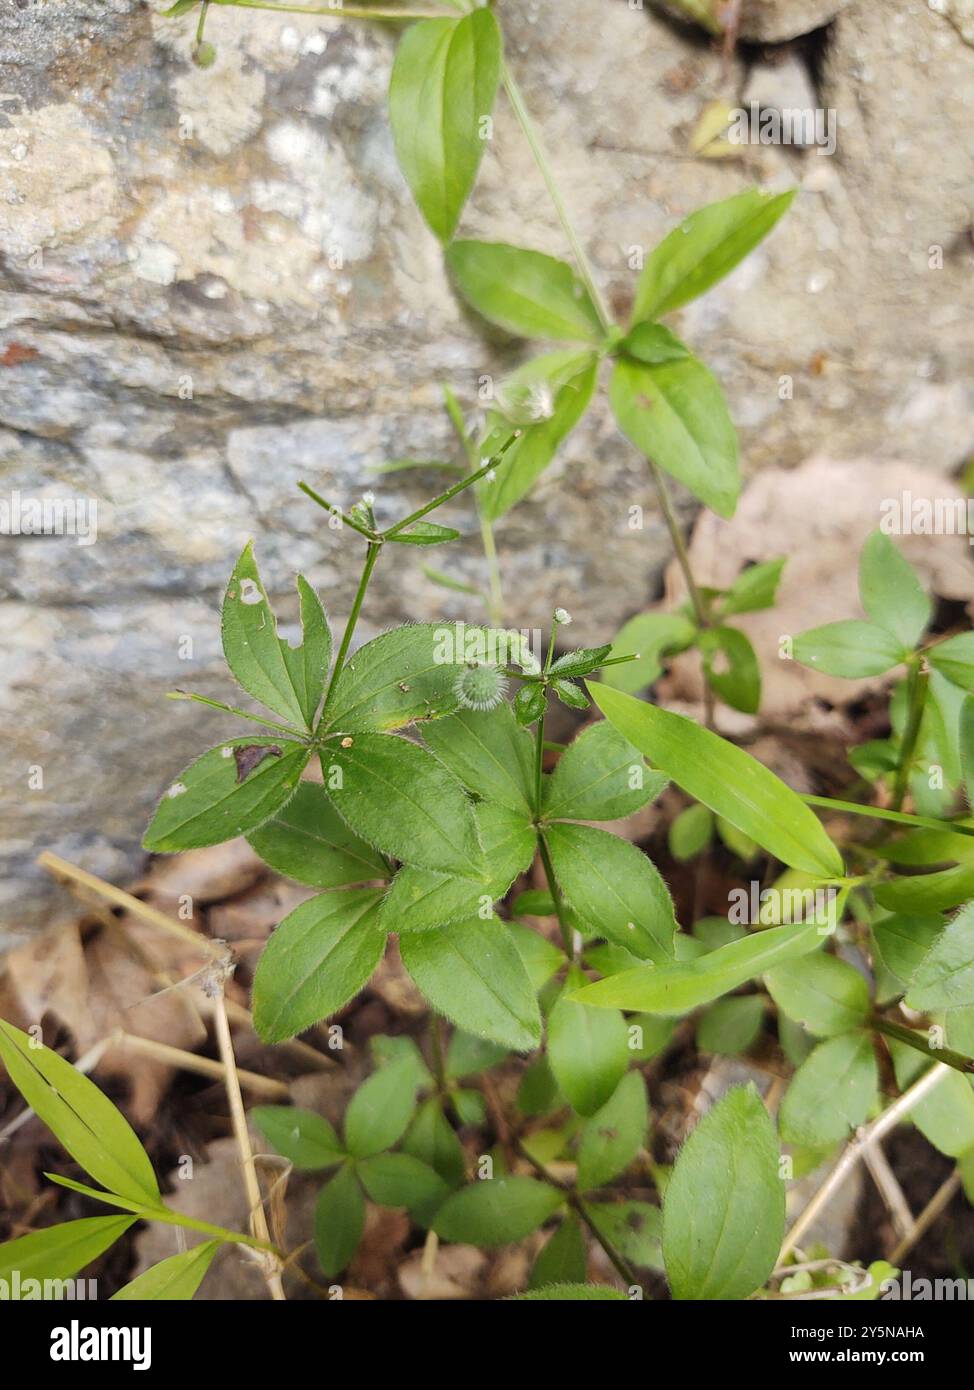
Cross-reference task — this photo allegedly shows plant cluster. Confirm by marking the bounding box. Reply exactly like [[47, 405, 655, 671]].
[[2, 0, 974, 1303]]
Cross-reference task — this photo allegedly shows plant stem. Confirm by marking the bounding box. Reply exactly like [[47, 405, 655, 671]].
[[166, 691, 308, 739], [322, 540, 381, 713], [382, 432, 518, 538], [891, 663, 929, 812], [800, 795, 974, 839], [645, 457, 708, 630], [211, 982, 286, 1299], [779, 1061, 950, 1261], [515, 1140, 639, 1289], [871, 1016, 974, 1076], [443, 382, 504, 625], [213, 0, 446, 18], [502, 61, 612, 333], [537, 832, 575, 960], [298, 482, 379, 540], [646, 456, 714, 726]]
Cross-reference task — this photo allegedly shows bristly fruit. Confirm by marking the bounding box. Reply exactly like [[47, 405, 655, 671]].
[[454, 661, 508, 712]]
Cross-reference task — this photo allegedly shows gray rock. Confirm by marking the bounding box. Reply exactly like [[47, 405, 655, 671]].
[[652, 1, 851, 43], [1, 0, 972, 937]]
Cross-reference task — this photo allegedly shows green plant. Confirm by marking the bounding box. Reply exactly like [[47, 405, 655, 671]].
[[4, 0, 974, 1305]]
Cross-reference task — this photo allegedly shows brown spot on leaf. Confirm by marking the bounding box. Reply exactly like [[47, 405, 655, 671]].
[[637, 394, 654, 409], [233, 744, 282, 782]]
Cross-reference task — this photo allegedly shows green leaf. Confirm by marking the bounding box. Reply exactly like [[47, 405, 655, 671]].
[[662, 1084, 784, 1300], [618, 322, 690, 364], [388, 9, 502, 243], [585, 1200, 663, 1271], [874, 862, 974, 914], [0, 1020, 160, 1207], [480, 356, 597, 520], [547, 969, 629, 1117], [382, 801, 534, 934], [631, 187, 796, 324], [529, 1213, 587, 1289], [221, 544, 329, 730], [545, 823, 677, 963], [422, 703, 534, 814], [765, 952, 870, 1037], [0, 1216, 135, 1285], [446, 241, 603, 343], [143, 739, 309, 853], [247, 782, 388, 888], [314, 1164, 365, 1277], [251, 888, 386, 1043], [325, 622, 492, 733], [779, 1032, 878, 1148], [576, 1071, 648, 1190], [252, 1105, 344, 1170], [715, 815, 759, 862], [574, 922, 822, 1014], [929, 633, 974, 693], [718, 558, 785, 617], [514, 682, 547, 726], [433, 1176, 564, 1247], [506, 920, 565, 991], [511, 1282, 628, 1300], [371, 457, 462, 475], [400, 918, 542, 1051], [380, 806, 530, 934], [699, 626, 760, 714], [544, 721, 667, 822], [871, 912, 944, 992], [668, 803, 714, 861], [601, 611, 697, 694], [551, 677, 588, 711], [326, 733, 481, 876], [344, 1056, 420, 1158], [357, 1153, 448, 1225], [386, 520, 460, 546], [548, 646, 613, 679], [445, 1031, 508, 1079], [695, 995, 764, 1055], [402, 1098, 466, 1188], [111, 1241, 220, 1301], [589, 683, 845, 879], [905, 902, 974, 1010], [610, 353, 739, 519], [792, 620, 907, 678], [859, 531, 930, 651]]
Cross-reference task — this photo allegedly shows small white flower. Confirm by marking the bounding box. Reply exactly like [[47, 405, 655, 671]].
[[554, 608, 572, 625]]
